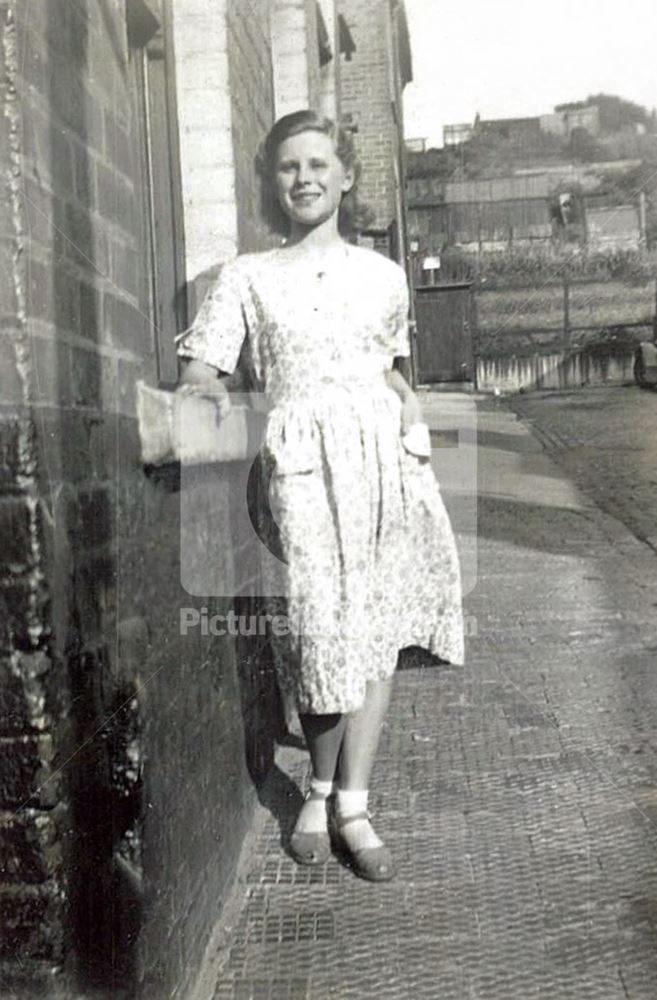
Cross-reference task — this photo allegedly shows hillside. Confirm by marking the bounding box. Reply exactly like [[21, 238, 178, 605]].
[[407, 94, 657, 246], [408, 93, 657, 181]]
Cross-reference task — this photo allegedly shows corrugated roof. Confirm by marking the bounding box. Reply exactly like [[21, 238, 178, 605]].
[[587, 205, 640, 237], [444, 175, 550, 203]]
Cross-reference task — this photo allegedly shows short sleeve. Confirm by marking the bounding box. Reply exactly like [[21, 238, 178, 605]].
[[386, 265, 411, 358], [175, 259, 246, 374]]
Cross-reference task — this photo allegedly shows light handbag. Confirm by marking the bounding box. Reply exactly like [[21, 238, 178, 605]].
[[136, 380, 260, 466]]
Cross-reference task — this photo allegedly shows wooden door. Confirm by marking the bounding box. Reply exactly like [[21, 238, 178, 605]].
[[414, 282, 475, 383]]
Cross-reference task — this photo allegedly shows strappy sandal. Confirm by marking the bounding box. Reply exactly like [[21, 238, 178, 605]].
[[288, 792, 332, 866], [332, 811, 395, 882]]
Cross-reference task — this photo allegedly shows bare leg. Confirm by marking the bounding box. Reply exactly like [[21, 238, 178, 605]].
[[292, 713, 346, 838], [335, 677, 395, 856], [299, 712, 346, 782], [337, 677, 394, 789], [291, 682, 395, 875]]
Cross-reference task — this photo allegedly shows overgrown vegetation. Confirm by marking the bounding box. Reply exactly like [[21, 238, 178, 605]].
[[409, 94, 657, 357], [436, 246, 657, 290]]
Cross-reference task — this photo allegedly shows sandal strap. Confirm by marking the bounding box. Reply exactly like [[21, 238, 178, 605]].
[[337, 810, 371, 828], [306, 788, 333, 802]]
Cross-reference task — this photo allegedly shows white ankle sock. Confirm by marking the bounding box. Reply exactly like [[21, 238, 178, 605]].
[[310, 777, 334, 798], [336, 788, 368, 816], [336, 789, 383, 850], [294, 776, 333, 834]]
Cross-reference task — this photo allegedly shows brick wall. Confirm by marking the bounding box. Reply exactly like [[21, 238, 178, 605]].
[[338, 0, 399, 228], [1, 0, 407, 993], [271, 0, 322, 119], [0, 0, 101, 983], [173, 0, 239, 279], [227, 0, 279, 253], [317, 0, 341, 119], [1, 1, 281, 997], [174, 0, 278, 283]]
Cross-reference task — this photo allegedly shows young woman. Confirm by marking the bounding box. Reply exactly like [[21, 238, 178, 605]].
[[176, 110, 464, 881]]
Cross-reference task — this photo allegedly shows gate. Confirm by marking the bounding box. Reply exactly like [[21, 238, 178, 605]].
[[413, 282, 475, 384]]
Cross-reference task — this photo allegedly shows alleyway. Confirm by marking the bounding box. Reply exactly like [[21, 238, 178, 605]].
[[508, 385, 657, 555], [205, 392, 657, 1000]]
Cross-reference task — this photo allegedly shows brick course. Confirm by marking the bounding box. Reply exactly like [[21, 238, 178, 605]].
[[173, 0, 239, 277], [228, 0, 279, 254], [338, 0, 408, 259], [2, 2, 281, 997], [271, 0, 322, 118]]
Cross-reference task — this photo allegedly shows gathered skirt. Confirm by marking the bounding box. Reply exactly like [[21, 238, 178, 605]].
[[258, 381, 464, 715]]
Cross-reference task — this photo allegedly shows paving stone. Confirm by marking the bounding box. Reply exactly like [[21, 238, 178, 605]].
[[210, 393, 657, 999]]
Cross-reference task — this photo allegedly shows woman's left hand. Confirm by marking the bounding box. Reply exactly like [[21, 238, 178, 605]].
[[400, 390, 423, 435]]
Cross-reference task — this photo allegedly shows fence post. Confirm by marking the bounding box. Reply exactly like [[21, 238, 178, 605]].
[[563, 276, 571, 352]]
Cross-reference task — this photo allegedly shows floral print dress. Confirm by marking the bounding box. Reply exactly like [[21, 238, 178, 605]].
[[177, 243, 464, 714]]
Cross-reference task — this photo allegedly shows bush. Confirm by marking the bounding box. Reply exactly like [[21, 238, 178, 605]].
[[465, 247, 657, 289]]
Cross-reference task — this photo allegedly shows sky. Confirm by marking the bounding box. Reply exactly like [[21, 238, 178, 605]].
[[403, 0, 657, 148]]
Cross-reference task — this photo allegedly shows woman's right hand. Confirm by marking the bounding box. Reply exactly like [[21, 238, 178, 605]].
[[176, 360, 231, 420]]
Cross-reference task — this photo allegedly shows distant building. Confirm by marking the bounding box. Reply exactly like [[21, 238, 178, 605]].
[[474, 115, 542, 143], [586, 205, 642, 250], [407, 162, 643, 253], [542, 104, 600, 138], [442, 114, 542, 147], [406, 105, 646, 255], [540, 113, 567, 137], [406, 136, 428, 153], [407, 172, 553, 253], [443, 122, 474, 146], [441, 103, 602, 151], [554, 103, 601, 136], [514, 159, 643, 194], [406, 174, 444, 202]]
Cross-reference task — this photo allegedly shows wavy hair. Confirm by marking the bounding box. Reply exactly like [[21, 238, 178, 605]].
[[256, 110, 374, 238]]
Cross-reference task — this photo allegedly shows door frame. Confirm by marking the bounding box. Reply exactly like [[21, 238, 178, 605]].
[[413, 280, 476, 385]]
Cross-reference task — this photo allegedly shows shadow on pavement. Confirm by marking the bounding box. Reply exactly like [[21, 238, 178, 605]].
[[473, 494, 601, 556], [475, 428, 561, 456], [255, 762, 306, 852]]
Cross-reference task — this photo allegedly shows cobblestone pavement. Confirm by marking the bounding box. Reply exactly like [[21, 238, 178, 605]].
[[207, 393, 657, 1000], [507, 385, 657, 554]]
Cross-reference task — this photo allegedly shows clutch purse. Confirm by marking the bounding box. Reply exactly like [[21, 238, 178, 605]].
[[136, 380, 259, 466]]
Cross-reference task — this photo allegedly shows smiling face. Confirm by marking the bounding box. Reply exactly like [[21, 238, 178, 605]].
[[273, 130, 355, 234]]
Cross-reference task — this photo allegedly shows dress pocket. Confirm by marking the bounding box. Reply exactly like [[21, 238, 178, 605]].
[[271, 449, 322, 477], [265, 409, 322, 477]]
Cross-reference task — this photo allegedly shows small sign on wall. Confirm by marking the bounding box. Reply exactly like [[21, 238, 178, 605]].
[[422, 255, 441, 271]]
